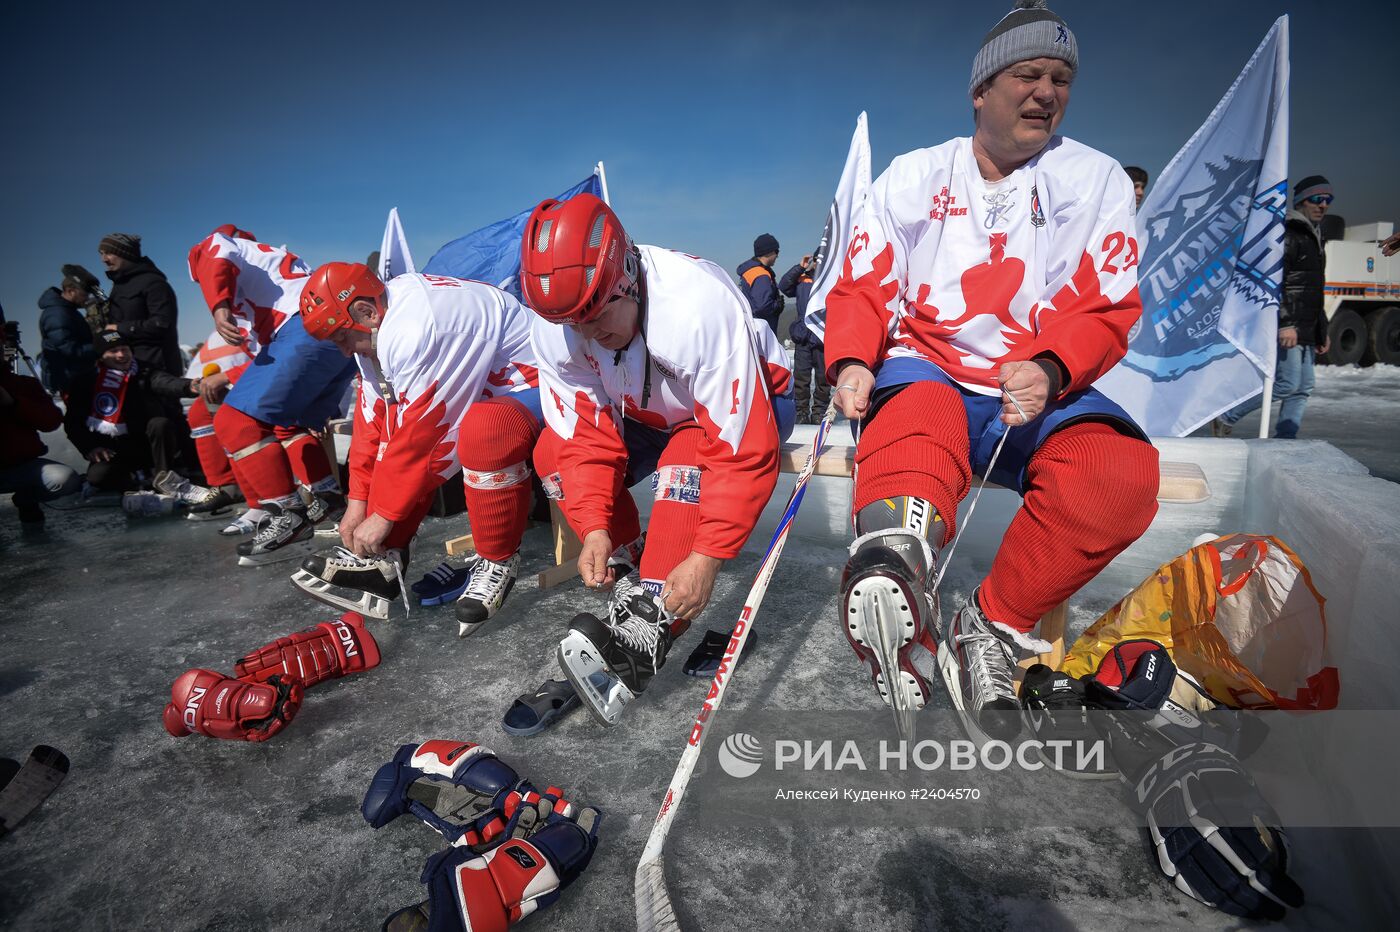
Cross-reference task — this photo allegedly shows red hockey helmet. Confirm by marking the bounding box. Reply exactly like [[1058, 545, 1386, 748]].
[[212, 223, 255, 241], [520, 193, 637, 324], [299, 262, 384, 340]]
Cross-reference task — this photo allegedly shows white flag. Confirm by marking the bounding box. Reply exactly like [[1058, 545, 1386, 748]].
[[1098, 17, 1290, 437], [804, 112, 871, 343], [378, 207, 417, 281]]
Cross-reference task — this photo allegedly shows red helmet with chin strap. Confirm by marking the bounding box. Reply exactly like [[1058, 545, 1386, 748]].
[[299, 262, 384, 340], [520, 193, 637, 324]]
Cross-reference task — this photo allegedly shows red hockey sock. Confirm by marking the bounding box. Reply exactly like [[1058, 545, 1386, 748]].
[[459, 398, 540, 562], [533, 427, 643, 555], [980, 422, 1159, 632], [275, 426, 334, 489], [638, 426, 704, 633], [187, 398, 235, 487], [852, 380, 971, 546], [215, 404, 298, 506]]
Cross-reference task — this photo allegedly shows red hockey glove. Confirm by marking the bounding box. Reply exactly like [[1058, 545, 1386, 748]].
[[162, 669, 303, 742], [234, 612, 381, 689], [408, 806, 601, 932]]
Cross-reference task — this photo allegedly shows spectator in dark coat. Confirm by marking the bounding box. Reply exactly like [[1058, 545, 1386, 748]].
[[1, 351, 81, 526], [38, 277, 97, 396], [1215, 175, 1333, 439], [778, 251, 829, 424], [64, 329, 197, 491], [736, 233, 784, 334], [99, 232, 183, 375]]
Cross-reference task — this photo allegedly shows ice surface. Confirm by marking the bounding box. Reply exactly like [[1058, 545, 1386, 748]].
[[1, 421, 1397, 930]]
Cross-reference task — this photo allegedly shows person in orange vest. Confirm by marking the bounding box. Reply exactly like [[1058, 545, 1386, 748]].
[[735, 233, 783, 334]]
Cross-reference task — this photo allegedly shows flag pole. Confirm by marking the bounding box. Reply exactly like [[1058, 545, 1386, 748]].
[[595, 161, 611, 206], [1258, 366, 1275, 438]]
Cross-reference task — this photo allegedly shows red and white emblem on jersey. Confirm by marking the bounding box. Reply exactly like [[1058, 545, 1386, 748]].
[[929, 186, 966, 222]]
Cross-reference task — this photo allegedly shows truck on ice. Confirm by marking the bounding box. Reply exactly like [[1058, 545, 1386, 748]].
[[1322, 220, 1399, 366]]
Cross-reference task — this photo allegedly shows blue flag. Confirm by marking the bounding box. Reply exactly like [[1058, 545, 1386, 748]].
[[422, 173, 603, 298], [1099, 17, 1289, 437]]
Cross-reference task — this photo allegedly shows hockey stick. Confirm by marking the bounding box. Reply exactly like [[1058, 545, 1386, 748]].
[[635, 400, 840, 932]]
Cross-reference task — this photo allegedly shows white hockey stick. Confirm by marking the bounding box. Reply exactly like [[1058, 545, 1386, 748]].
[[635, 400, 840, 932]]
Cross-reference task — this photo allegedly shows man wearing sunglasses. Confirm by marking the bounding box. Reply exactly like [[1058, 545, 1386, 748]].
[[518, 193, 794, 726], [1214, 175, 1333, 438]]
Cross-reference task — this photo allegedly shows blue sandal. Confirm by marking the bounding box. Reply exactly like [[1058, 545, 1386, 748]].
[[501, 678, 580, 737]]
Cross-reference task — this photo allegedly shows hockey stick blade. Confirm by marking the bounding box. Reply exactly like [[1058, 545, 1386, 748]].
[[0, 745, 70, 837], [635, 401, 839, 932]]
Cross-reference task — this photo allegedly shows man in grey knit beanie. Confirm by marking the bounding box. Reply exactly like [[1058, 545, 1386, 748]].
[[969, 0, 1078, 96]]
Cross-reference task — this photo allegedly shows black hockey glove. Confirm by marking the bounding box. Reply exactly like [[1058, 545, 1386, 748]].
[[1119, 739, 1304, 921]]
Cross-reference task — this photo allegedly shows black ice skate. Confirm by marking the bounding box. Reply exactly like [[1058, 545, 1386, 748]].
[[453, 552, 520, 637], [305, 489, 347, 537], [235, 502, 316, 566], [840, 526, 940, 735], [557, 576, 674, 726], [937, 589, 1023, 744], [290, 546, 406, 620]]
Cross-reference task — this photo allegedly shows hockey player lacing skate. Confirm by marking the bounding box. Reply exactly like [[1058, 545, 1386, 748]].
[[557, 575, 674, 726]]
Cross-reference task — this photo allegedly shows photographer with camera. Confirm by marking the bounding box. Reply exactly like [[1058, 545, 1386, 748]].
[[1, 325, 82, 528], [38, 275, 98, 397]]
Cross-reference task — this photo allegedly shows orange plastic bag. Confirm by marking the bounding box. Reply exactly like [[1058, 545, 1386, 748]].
[[1061, 533, 1339, 710]]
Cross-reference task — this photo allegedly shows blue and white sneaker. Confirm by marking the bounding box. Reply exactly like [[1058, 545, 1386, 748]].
[[413, 559, 473, 606]]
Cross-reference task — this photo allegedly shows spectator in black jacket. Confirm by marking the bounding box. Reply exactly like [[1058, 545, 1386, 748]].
[[1, 351, 81, 526], [778, 251, 829, 424], [736, 233, 784, 334], [64, 329, 197, 491], [99, 232, 183, 375], [38, 277, 97, 396], [1215, 175, 1333, 438]]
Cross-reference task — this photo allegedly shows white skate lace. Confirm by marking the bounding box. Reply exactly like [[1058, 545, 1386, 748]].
[[463, 557, 511, 603], [327, 546, 376, 568], [930, 394, 1027, 595], [955, 626, 1019, 709], [253, 511, 301, 547], [614, 612, 664, 657]]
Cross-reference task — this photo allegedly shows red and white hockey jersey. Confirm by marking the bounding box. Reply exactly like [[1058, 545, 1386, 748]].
[[826, 135, 1142, 396], [187, 230, 310, 360], [349, 273, 538, 522], [532, 246, 792, 560], [184, 327, 251, 379]]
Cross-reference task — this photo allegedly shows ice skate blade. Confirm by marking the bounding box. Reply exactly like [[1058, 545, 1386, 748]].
[[557, 631, 632, 727], [848, 580, 926, 720], [457, 618, 489, 638], [290, 569, 391, 620], [236, 538, 316, 567], [186, 506, 235, 522], [314, 526, 340, 538]]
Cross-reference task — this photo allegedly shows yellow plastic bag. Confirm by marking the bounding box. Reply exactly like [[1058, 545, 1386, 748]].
[[1061, 533, 1339, 710]]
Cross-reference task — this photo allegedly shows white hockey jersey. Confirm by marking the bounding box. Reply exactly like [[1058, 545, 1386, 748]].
[[349, 273, 538, 522], [187, 230, 310, 359], [532, 246, 792, 559], [826, 135, 1141, 397]]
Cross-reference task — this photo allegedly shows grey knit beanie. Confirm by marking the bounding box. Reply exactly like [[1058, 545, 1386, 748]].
[[969, 0, 1078, 96]]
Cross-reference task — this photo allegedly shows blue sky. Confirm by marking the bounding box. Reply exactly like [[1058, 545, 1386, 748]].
[[2, 0, 1395, 350]]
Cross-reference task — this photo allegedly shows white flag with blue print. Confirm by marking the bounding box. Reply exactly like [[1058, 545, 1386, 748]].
[[804, 112, 871, 344], [378, 207, 417, 281], [1099, 17, 1289, 437]]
